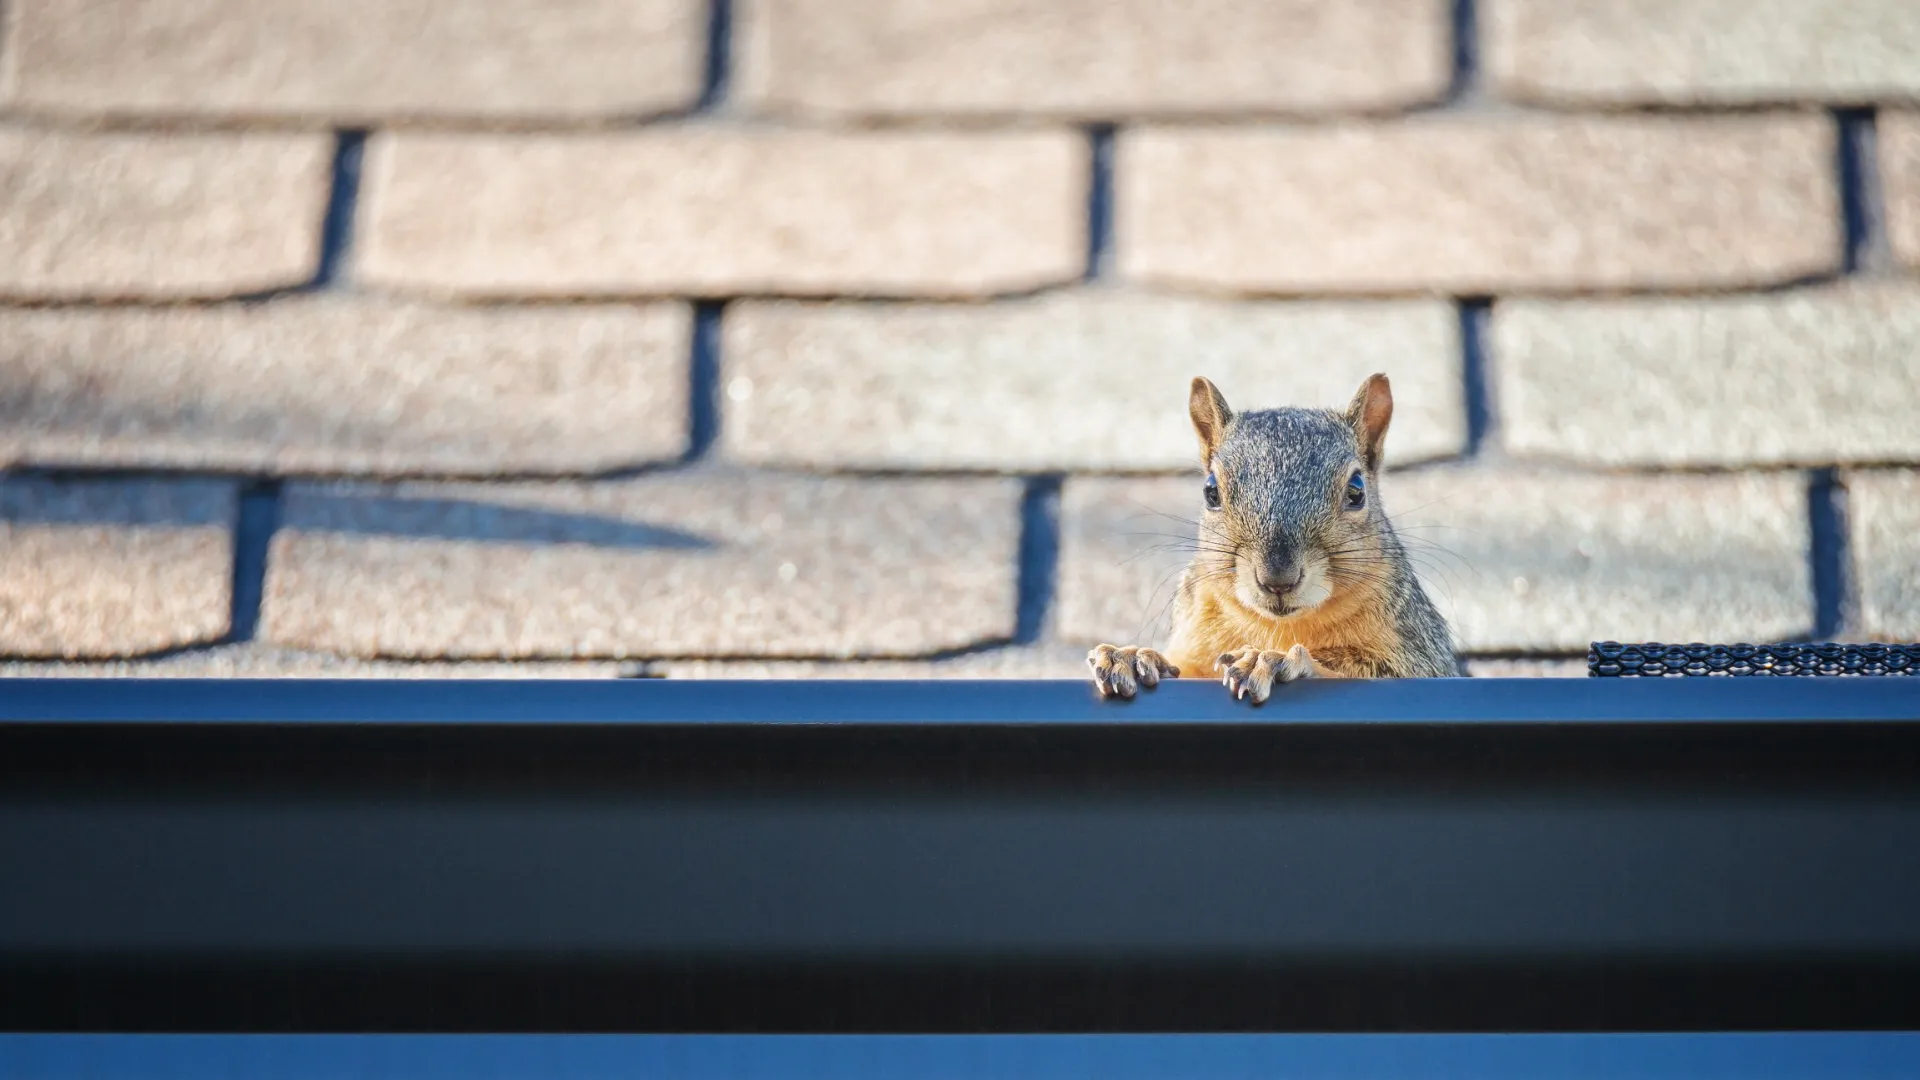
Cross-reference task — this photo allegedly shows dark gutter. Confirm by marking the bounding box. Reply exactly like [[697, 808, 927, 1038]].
[[3, 678, 1918, 1032]]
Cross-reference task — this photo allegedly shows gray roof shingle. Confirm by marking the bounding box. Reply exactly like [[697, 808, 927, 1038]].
[[1849, 470, 1920, 639], [260, 474, 1025, 659], [0, 299, 691, 475], [722, 293, 1463, 471], [1, 0, 706, 122], [356, 130, 1088, 299], [1117, 115, 1840, 295], [737, 0, 1452, 119], [1486, 0, 1920, 106], [1496, 286, 1920, 468], [0, 130, 330, 300], [0, 477, 235, 657]]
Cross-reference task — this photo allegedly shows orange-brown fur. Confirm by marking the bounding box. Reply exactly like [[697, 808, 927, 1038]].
[[1088, 373, 1458, 701], [1163, 560, 1404, 680]]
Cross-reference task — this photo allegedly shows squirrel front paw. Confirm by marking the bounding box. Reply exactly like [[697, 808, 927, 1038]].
[[1218, 644, 1315, 704], [1088, 644, 1180, 699]]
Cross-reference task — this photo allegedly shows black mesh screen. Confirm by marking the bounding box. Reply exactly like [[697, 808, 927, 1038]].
[[1589, 642, 1920, 677]]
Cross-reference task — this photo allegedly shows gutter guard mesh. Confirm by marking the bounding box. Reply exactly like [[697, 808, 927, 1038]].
[[1590, 641, 1920, 677]]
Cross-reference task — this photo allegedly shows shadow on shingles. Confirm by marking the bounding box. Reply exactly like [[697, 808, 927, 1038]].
[[0, 478, 719, 552], [0, 473, 236, 529], [280, 491, 718, 551]]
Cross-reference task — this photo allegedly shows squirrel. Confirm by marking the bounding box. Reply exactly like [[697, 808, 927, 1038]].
[[1089, 373, 1460, 702]]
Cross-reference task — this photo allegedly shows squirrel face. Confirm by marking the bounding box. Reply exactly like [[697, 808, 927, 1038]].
[[1188, 374, 1396, 622]]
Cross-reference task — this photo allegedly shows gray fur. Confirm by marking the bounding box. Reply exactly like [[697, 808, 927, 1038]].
[[1210, 408, 1355, 575], [1195, 404, 1461, 678]]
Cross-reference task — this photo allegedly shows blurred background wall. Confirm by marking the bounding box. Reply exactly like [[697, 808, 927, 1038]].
[[0, 0, 1916, 680]]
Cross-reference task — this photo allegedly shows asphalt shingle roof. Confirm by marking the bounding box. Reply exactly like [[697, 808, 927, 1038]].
[[2, 0, 1916, 680]]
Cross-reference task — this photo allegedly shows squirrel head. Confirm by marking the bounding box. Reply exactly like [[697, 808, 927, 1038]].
[[1187, 373, 1395, 622]]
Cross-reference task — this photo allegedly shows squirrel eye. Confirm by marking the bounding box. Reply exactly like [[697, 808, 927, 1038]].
[[1203, 471, 1222, 511], [1344, 471, 1367, 510]]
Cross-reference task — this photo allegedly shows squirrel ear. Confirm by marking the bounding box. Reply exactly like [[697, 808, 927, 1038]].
[[1345, 373, 1393, 471], [1189, 377, 1233, 461]]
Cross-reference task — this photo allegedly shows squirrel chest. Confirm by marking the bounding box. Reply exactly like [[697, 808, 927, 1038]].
[[1168, 572, 1408, 680]]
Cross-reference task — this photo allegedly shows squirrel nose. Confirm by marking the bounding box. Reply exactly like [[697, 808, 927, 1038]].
[[1256, 567, 1303, 597]]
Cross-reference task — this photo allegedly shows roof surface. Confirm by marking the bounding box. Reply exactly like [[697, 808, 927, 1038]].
[[1, 0, 1917, 681]]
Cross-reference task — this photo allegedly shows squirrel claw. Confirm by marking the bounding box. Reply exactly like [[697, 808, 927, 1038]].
[[1217, 645, 1316, 704], [1088, 644, 1180, 699]]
